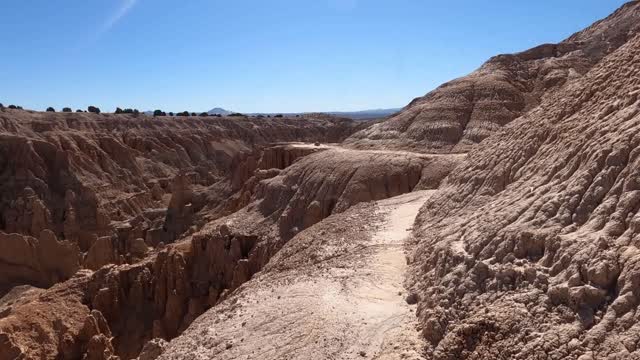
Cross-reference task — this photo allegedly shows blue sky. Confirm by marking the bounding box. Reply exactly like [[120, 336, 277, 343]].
[[0, 0, 630, 113]]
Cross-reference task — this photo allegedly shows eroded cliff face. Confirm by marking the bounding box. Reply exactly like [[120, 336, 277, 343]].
[[345, 1, 640, 153], [409, 29, 640, 359], [0, 111, 360, 295], [249, 148, 460, 239]]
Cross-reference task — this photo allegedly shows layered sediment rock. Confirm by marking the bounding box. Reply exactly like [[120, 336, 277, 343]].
[[345, 1, 640, 153], [0, 229, 81, 294], [409, 23, 640, 359]]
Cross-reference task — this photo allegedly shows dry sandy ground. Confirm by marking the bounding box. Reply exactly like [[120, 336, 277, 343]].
[[160, 190, 434, 360], [288, 142, 467, 160]]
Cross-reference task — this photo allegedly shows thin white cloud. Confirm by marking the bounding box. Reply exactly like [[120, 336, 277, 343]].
[[99, 0, 138, 35]]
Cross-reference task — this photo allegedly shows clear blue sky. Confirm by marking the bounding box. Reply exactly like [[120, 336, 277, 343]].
[[0, 0, 630, 113]]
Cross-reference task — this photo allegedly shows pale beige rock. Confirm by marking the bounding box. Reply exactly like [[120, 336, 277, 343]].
[[137, 338, 168, 360], [408, 9, 640, 358]]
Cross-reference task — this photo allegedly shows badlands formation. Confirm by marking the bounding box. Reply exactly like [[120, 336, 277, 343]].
[[3, 1, 640, 359]]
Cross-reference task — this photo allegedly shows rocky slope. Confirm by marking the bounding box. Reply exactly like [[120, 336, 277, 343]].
[[0, 145, 461, 359], [158, 191, 433, 360], [345, 1, 640, 153], [0, 110, 360, 295], [409, 22, 640, 359]]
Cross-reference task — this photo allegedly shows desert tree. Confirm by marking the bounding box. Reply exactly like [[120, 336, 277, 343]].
[[88, 106, 101, 114], [62, 107, 72, 112], [46, 107, 55, 112]]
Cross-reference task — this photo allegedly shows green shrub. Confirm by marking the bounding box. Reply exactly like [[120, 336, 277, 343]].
[[88, 106, 101, 114], [46, 107, 55, 112], [62, 107, 72, 112]]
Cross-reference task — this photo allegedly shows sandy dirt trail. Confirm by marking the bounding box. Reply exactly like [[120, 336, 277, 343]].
[[288, 142, 467, 160], [160, 190, 433, 360]]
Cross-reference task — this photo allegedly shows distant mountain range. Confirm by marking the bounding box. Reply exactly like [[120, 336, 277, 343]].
[[325, 108, 402, 120], [208, 107, 401, 120], [144, 107, 400, 120]]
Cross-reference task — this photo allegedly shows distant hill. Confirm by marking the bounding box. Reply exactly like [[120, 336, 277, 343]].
[[207, 107, 232, 116], [246, 108, 401, 120]]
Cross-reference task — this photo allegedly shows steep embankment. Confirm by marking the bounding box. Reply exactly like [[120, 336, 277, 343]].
[[159, 191, 434, 360], [409, 25, 640, 359], [345, 1, 640, 153]]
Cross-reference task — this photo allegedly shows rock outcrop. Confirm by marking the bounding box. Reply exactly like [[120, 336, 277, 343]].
[[0, 229, 81, 295], [236, 148, 462, 239], [257, 142, 331, 170], [345, 1, 640, 153], [409, 19, 640, 359], [0, 271, 114, 360]]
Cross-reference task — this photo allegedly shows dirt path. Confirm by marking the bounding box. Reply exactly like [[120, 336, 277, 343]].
[[287, 142, 467, 160], [340, 190, 433, 359], [160, 190, 434, 360]]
